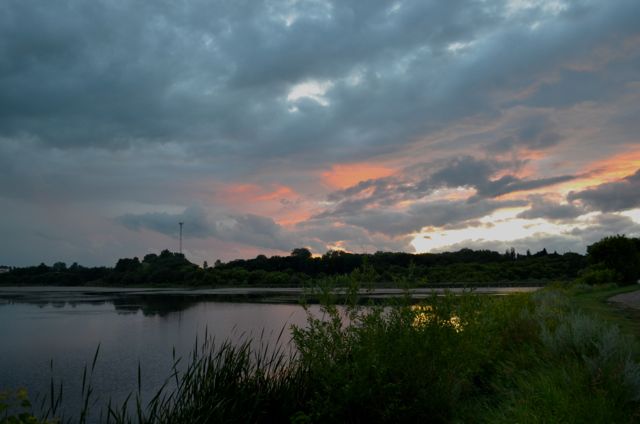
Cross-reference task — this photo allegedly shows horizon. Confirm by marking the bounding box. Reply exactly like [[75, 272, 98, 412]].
[[1, 1, 640, 267], [1, 239, 595, 269]]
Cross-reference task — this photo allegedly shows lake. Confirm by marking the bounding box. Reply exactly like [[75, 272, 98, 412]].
[[0, 285, 539, 421], [0, 287, 320, 421]]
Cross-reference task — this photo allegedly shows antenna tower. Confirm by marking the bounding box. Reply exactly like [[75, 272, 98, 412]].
[[179, 222, 184, 254]]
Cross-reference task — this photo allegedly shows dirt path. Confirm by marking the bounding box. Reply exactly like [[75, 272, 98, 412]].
[[608, 288, 640, 309]]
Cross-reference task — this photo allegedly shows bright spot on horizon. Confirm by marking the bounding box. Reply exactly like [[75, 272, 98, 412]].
[[621, 209, 640, 224], [412, 207, 566, 253]]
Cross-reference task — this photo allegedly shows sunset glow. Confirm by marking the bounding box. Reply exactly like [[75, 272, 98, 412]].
[[322, 163, 396, 189], [1, 0, 639, 266]]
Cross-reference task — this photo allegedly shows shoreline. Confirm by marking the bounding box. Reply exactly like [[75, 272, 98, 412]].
[[0, 284, 542, 305]]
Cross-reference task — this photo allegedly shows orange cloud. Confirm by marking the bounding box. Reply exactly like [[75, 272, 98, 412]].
[[496, 148, 640, 200], [221, 183, 261, 200], [584, 149, 640, 182], [276, 209, 313, 227], [322, 163, 395, 189], [221, 183, 297, 203], [219, 182, 312, 227], [551, 148, 640, 194], [255, 185, 296, 202]]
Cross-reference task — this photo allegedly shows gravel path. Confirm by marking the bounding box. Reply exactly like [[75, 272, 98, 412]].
[[609, 288, 640, 309]]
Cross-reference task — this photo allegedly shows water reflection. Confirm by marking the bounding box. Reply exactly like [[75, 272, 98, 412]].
[[110, 295, 200, 316], [1, 292, 220, 317], [0, 288, 316, 423], [411, 304, 463, 332]]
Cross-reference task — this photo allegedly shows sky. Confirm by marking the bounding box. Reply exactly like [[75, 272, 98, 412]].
[[1, 0, 640, 266]]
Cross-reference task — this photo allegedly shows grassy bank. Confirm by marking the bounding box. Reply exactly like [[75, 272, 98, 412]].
[[5, 285, 640, 423], [569, 283, 640, 336]]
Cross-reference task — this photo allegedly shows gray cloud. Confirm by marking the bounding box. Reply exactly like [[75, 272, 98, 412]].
[[566, 213, 640, 241], [517, 195, 585, 221], [294, 220, 414, 254], [473, 173, 576, 199], [337, 198, 527, 238], [117, 205, 414, 255], [1, 0, 638, 167], [118, 206, 215, 239], [429, 156, 497, 188], [0, 0, 497, 159], [568, 169, 640, 212], [323, 156, 576, 219], [489, 115, 561, 152], [118, 206, 295, 252]]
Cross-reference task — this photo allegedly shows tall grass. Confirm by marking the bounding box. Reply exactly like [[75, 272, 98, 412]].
[[7, 286, 640, 423]]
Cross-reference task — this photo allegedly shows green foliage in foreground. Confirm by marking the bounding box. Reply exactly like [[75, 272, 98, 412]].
[[0, 389, 56, 424], [6, 285, 640, 423]]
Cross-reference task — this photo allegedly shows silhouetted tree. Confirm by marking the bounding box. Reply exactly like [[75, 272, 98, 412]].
[[115, 257, 141, 273], [291, 248, 312, 259], [587, 235, 640, 284], [52, 262, 67, 272]]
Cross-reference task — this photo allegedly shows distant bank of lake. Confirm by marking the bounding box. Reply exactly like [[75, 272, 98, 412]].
[[0, 286, 539, 421]]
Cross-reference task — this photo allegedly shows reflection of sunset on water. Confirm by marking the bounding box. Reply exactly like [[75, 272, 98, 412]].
[[411, 305, 463, 332]]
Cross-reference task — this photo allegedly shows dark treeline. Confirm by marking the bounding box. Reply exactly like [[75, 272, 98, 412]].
[[1, 235, 639, 287]]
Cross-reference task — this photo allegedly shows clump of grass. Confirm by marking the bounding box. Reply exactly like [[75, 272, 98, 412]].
[[483, 288, 640, 423], [103, 331, 304, 424]]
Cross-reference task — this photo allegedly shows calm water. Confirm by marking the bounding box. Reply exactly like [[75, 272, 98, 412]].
[[0, 287, 316, 421], [0, 285, 539, 421]]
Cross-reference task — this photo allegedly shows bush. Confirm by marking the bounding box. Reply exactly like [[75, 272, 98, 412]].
[[577, 266, 619, 285], [587, 235, 640, 284]]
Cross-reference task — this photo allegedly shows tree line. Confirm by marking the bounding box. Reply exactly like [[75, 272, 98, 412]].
[[1, 235, 638, 287]]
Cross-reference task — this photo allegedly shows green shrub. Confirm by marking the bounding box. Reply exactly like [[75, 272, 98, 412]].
[[577, 267, 618, 285], [0, 389, 55, 424]]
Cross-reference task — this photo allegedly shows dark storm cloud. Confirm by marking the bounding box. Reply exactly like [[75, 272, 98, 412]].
[[567, 169, 640, 212], [1, 0, 638, 165], [0, 0, 496, 156]]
